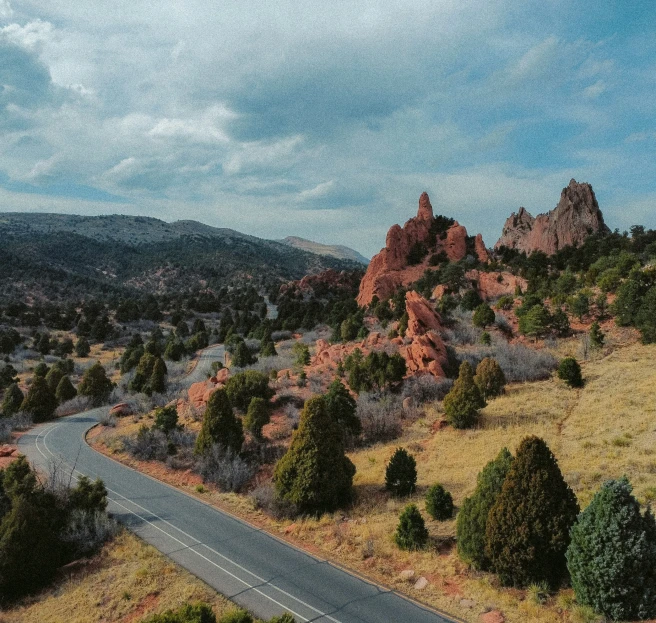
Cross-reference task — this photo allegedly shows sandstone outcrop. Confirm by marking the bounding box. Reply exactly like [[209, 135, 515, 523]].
[[399, 291, 447, 377], [188, 368, 230, 409], [465, 270, 528, 301], [357, 193, 483, 306], [495, 179, 609, 255]]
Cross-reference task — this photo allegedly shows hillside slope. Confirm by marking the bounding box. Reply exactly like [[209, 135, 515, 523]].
[[279, 235, 369, 265]]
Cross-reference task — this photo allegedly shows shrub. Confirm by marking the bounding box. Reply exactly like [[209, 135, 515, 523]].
[[443, 362, 485, 429], [356, 392, 402, 443], [589, 321, 605, 349], [196, 445, 255, 493], [558, 357, 583, 388], [385, 448, 417, 497], [274, 395, 355, 515], [324, 378, 361, 439], [394, 504, 428, 550], [78, 362, 114, 406], [291, 342, 310, 367], [20, 376, 58, 422], [566, 478, 656, 620], [1, 383, 23, 417], [195, 389, 244, 455], [495, 295, 514, 310], [456, 447, 513, 570], [224, 371, 273, 412], [518, 305, 551, 339], [243, 397, 270, 439], [425, 484, 454, 520], [153, 405, 179, 435], [123, 426, 169, 461], [142, 602, 217, 623], [402, 375, 453, 404], [636, 286, 656, 344], [460, 289, 482, 311], [474, 357, 506, 400], [491, 342, 557, 382], [472, 303, 495, 328], [485, 436, 579, 588]]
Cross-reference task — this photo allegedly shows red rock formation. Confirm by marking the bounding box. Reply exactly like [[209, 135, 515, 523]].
[[466, 270, 528, 300], [495, 179, 609, 255], [405, 290, 442, 337], [188, 368, 230, 409], [357, 193, 482, 306], [474, 233, 490, 263]]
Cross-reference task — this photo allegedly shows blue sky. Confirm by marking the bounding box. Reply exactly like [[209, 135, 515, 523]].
[[0, 0, 654, 258]]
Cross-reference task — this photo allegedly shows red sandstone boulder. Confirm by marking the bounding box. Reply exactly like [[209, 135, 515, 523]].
[[444, 222, 467, 261], [495, 179, 609, 255], [480, 611, 505, 623], [0, 445, 14, 458], [405, 291, 442, 337], [474, 233, 490, 263], [109, 402, 133, 417], [401, 332, 447, 377]]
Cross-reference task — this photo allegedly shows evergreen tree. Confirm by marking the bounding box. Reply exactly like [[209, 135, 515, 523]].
[[394, 504, 429, 550], [385, 448, 417, 497], [224, 371, 273, 412], [1, 384, 23, 417], [568, 292, 590, 321], [78, 362, 114, 407], [558, 357, 583, 388], [566, 478, 656, 621], [443, 362, 485, 429], [518, 305, 551, 339], [149, 357, 168, 394], [324, 378, 361, 438], [274, 395, 355, 515], [472, 303, 495, 328], [243, 397, 270, 439], [589, 321, 605, 349], [425, 484, 454, 520], [456, 447, 513, 570], [260, 338, 277, 357], [75, 336, 91, 358], [55, 376, 77, 404], [164, 338, 186, 362], [33, 362, 49, 378], [195, 389, 243, 455], [45, 366, 64, 393], [550, 308, 571, 336], [636, 286, 656, 344], [474, 358, 506, 401], [485, 436, 579, 588], [232, 341, 255, 368], [20, 376, 57, 422], [153, 405, 179, 435]]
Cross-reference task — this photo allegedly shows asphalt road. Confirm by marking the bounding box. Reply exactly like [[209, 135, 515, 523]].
[[18, 345, 458, 623]]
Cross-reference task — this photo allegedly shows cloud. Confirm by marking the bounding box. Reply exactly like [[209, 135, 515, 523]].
[[0, 0, 12, 20]]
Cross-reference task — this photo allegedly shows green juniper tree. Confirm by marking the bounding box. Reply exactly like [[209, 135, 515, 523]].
[[195, 389, 243, 456]]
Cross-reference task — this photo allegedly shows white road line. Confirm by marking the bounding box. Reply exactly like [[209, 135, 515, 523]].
[[32, 421, 343, 623]]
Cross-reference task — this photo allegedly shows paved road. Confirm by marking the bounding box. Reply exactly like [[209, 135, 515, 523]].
[[185, 344, 226, 385], [18, 346, 457, 623]]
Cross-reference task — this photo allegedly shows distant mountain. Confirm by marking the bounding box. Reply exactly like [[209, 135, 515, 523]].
[[0, 213, 361, 301], [279, 236, 369, 265]]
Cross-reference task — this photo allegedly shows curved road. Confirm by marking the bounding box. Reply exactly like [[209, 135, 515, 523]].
[[18, 345, 457, 623]]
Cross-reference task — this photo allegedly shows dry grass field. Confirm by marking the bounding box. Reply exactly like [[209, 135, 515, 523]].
[[93, 337, 656, 623], [0, 531, 235, 623]]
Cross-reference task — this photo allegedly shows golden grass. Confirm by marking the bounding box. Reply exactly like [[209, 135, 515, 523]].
[[92, 339, 656, 623], [0, 531, 234, 623]]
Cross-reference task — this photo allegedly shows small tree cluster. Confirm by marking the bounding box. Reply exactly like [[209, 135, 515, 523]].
[[443, 362, 485, 429], [129, 353, 167, 396], [343, 348, 406, 394], [224, 371, 273, 412], [195, 389, 244, 456], [78, 362, 115, 407]]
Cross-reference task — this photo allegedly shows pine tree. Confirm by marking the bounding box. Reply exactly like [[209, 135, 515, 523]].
[[78, 362, 114, 407], [243, 397, 269, 439], [474, 358, 506, 400], [472, 303, 495, 328], [324, 378, 361, 438], [385, 448, 417, 497], [153, 405, 179, 435], [20, 376, 58, 422], [260, 338, 277, 357], [149, 357, 168, 394], [75, 336, 91, 357], [232, 341, 256, 368], [485, 436, 579, 588], [589, 321, 605, 349], [224, 371, 273, 412], [443, 362, 485, 429], [45, 366, 64, 393], [195, 389, 244, 456], [1, 384, 23, 417], [558, 357, 583, 388], [394, 504, 429, 550], [274, 395, 355, 515], [566, 478, 656, 620], [55, 376, 77, 404], [425, 484, 454, 520], [456, 447, 513, 570]]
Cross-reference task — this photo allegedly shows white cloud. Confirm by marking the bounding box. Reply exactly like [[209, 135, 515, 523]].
[[582, 79, 606, 99], [0, 0, 12, 20], [1, 19, 53, 48]]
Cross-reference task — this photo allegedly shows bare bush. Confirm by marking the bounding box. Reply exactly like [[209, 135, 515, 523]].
[[196, 444, 255, 493], [0, 419, 12, 443], [402, 376, 453, 404], [245, 338, 261, 353], [122, 427, 168, 461], [169, 428, 197, 448], [300, 330, 319, 344], [491, 342, 557, 382], [62, 509, 119, 557], [283, 403, 300, 427], [242, 353, 295, 375], [55, 395, 93, 417], [98, 411, 117, 427], [443, 320, 481, 346], [250, 482, 298, 519], [495, 313, 513, 335], [271, 330, 292, 341], [357, 392, 403, 444], [9, 411, 33, 431]]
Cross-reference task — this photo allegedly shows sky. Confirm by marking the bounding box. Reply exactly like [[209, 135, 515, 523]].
[[0, 1, 655, 258]]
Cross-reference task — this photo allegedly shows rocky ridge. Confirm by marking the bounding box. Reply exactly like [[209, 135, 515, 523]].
[[357, 193, 488, 306], [495, 179, 609, 255]]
